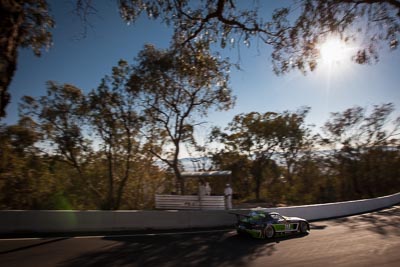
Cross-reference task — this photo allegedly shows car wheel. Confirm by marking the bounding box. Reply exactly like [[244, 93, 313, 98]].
[[263, 225, 275, 239], [299, 222, 308, 233]]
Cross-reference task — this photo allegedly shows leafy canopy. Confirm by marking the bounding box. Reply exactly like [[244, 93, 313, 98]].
[[118, 0, 400, 74]]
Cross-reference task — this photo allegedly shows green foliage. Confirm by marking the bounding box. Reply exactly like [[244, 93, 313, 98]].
[[318, 103, 400, 200], [86, 59, 145, 210], [118, 0, 400, 74], [10, 0, 393, 79], [128, 43, 235, 194], [1, 96, 399, 210], [211, 104, 400, 205], [7, 42, 234, 208], [15, 64, 163, 210], [1, 0, 55, 117], [212, 108, 312, 201], [0, 121, 57, 209], [211, 151, 253, 198], [2, 0, 399, 120], [20, 82, 92, 177]]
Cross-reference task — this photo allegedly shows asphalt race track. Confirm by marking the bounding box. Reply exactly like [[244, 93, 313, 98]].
[[1, 206, 399, 267]]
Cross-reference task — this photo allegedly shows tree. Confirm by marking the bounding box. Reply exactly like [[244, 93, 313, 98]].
[[0, 0, 54, 118], [319, 103, 400, 199], [288, 151, 331, 204], [19, 82, 102, 200], [0, 118, 57, 209], [212, 108, 313, 201], [86, 60, 145, 210], [211, 151, 253, 198], [212, 111, 280, 201], [2, 0, 399, 118], [128, 43, 234, 194], [119, 0, 399, 74], [322, 103, 400, 149], [275, 107, 312, 185]]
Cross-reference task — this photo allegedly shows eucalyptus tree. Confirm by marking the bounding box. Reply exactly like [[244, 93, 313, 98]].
[[275, 107, 313, 185], [319, 103, 400, 199], [86, 60, 145, 210], [212, 108, 312, 201], [0, 0, 54, 118], [128, 43, 235, 194], [119, 0, 399, 73], [0, 117, 51, 209], [211, 151, 253, 198], [19, 82, 101, 199], [212, 111, 284, 201], [2, 0, 399, 118], [321, 103, 400, 149]]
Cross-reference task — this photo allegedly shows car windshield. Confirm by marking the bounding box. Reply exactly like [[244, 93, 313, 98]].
[[270, 213, 285, 221], [247, 211, 266, 221]]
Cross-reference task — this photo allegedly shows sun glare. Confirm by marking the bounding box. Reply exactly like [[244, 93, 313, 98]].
[[319, 37, 352, 65], [316, 37, 358, 102]]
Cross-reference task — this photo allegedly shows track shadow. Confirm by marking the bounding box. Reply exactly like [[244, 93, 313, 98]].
[[333, 206, 400, 236], [309, 224, 328, 230], [0, 237, 69, 255], [59, 230, 309, 267]]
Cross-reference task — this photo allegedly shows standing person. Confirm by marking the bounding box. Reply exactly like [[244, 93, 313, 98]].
[[224, 184, 233, 210], [205, 182, 211, 196], [199, 181, 206, 196]]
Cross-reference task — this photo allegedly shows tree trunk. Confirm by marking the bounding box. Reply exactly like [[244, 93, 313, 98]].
[[174, 166, 185, 195], [0, 2, 23, 118], [105, 147, 115, 210], [255, 177, 261, 201]]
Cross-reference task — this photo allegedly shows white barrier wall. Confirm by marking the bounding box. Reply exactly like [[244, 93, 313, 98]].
[[1, 192, 399, 234], [0, 210, 235, 233], [261, 192, 400, 220]]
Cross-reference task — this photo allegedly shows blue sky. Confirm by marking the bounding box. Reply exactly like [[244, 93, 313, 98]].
[[4, 0, 400, 138]]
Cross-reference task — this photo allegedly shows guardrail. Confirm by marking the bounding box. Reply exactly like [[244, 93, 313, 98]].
[[1, 192, 399, 234]]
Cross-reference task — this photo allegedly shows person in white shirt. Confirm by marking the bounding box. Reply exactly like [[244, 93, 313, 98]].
[[224, 184, 233, 209], [205, 182, 211, 196], [199, 181, 206, 196]]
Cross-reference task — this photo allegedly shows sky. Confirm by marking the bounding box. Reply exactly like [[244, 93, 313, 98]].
[[4, 0, 400, 149]]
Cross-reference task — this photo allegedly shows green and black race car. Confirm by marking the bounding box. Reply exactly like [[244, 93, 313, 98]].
[[232, 210, 310, 239]]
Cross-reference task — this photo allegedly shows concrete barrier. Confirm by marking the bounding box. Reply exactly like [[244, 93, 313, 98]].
[[267, 191, 400, 220], [1, 192, 399, 234]]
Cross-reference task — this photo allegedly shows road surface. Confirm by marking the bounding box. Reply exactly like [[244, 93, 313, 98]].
[[1, 206, 399, 267]]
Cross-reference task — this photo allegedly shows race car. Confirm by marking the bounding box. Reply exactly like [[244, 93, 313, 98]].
[[232, 210, 310, 239]]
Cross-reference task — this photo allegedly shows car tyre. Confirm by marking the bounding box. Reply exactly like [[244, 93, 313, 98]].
[[299, 222, 308, 233], [263, 225, 275, 239]]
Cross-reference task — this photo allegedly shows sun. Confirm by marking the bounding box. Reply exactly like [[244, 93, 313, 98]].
[[318, 37, 353, 66], [316, 37, 358, 96]]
